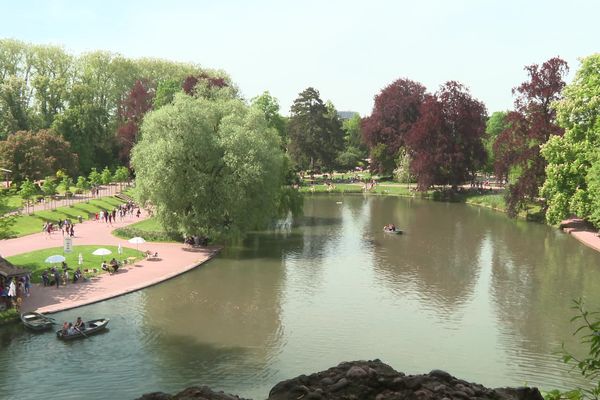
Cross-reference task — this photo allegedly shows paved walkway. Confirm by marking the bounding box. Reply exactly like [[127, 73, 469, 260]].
[[560, 218, 600, 253], [2, 210, 220, 314]]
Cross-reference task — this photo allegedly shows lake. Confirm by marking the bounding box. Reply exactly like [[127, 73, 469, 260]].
[[1, 195, 599, 400]]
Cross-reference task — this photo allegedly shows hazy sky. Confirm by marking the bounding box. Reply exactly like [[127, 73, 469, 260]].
[[1, 0, 598, 116]]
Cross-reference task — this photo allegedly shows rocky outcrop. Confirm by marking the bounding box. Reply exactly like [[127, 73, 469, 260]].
[[137, 359, 544, 400]]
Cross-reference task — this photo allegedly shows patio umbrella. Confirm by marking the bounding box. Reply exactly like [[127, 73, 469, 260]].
[[92, 248, 112, 256], [45, 255, 66, 264], [128, 236, 146, 251]]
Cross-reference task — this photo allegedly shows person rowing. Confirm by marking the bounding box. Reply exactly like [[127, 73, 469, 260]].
[[74, 317, 85, 330]]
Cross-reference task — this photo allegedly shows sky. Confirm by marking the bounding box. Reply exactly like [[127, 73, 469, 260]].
[[1, 0, 598, 116]]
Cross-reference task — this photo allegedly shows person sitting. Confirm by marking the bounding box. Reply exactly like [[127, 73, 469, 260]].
[[101, 261, 110, 273], [67, 323, 76, 335], [62, 322, 69, 335], [73, 268, 82, 283], [73, 317, 85, 330], [390, 224, 396, 231]]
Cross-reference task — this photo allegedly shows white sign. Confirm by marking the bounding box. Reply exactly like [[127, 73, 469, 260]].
[[63, 237, 73, 254]]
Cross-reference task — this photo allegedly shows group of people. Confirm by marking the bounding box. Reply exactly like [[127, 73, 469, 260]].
[[0, 275, 31, 310], [61, 317, 85, 335], [95, 201, 140, 224], [384, 224, 397, 232], [101, 258, 121, 274], [42, 219, 76, 237], [41, 262, 84, 288], [184, 235, 209, 246]]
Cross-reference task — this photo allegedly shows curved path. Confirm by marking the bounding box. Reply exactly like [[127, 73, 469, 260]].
[[560, 218, 600, 253], [1, 209, 220, 314]]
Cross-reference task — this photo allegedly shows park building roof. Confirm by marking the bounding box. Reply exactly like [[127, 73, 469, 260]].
[[0, 256, 28, 279]]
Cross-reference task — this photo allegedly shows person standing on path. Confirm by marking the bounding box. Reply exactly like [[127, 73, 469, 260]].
[[54, 269, 61, 288], [7, 278, 16, 302]]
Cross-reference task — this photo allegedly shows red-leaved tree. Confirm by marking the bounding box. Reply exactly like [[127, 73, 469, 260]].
[[182, 73, 228, 96], [493, 57, 568, 216], [406, 81, 487, 190], [117, 80, 154, 165], [362, 78, 426, 173]]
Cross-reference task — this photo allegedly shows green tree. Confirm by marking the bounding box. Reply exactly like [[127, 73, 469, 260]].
[[153, 78, 181, 108], [113, 166, 130, 192], [251, 91, 287, 148], [131, 93, 287, 239], [75, 175, 90, 199], [336, 113, 366, 171], [0, 193, 16, 238], [61, 175, 74, 203], [100, 167, 112, 194], [483, 111, 508, 174], [19, 179, 36, 214], [88, 168, 101, 186], [42, 178, 58, 210], [393, 147, 413, 186], [541, 55, 600, 226], [288, 88, 344, 171]]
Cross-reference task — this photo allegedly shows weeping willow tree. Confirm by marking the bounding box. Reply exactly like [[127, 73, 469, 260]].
[[131, 92, 298, 240]]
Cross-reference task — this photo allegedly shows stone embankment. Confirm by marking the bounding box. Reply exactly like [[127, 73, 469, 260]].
[[137, 359, 543, 400]]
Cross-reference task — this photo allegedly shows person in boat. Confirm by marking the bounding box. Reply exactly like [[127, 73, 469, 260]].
[[73, 317, 85, 330], [66, 323, 76, 335], [62, 322, 69, 335], [390, 224, 396, 231]]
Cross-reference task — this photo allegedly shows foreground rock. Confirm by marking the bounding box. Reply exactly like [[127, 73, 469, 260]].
[[138, 359, 544, 400]]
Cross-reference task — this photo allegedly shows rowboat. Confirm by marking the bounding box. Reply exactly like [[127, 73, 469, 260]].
[[21, 312, 55, 331], [56, 318, 110, 340], [383, 228, 403, 234]]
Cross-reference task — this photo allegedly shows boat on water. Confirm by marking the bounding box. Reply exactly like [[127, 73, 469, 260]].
[[21, 312, 55, 331], [383, 228, 403, 234], [383, 224, 403, 234], [56, 318, 110, 340]]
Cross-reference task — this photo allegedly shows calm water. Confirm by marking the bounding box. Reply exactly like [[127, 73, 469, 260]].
[[2, 195, 600, 400]]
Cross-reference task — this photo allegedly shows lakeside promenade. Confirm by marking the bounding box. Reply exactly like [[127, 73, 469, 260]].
[[1, 209, 220, 314]]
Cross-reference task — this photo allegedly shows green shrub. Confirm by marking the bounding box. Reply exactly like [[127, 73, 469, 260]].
[[0, 308, 19, 325]]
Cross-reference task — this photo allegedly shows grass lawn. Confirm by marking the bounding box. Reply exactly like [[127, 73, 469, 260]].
[[7, 245, 144, 283], [113, 217, 180, 242], [6, 196, 125, 238], [299, 182, 417, 197]]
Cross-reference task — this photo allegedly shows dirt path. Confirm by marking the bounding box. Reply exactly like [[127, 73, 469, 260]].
[[1, 209, 220, 314]]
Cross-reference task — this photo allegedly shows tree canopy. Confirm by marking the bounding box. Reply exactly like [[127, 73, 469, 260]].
[[362, 79, 426, 174], [406, 81, 487, 189], [131, 93, 291, 239], [541, 54, 600, 226], [0, 129, 77, 181], [288, 87, 344, 171], [0, 39, 227, 174], [493, 57, 568, 216]]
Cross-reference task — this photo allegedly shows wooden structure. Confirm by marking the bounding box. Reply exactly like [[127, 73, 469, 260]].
[[0, 167, 11, 188], [0, 256, 28, 282]]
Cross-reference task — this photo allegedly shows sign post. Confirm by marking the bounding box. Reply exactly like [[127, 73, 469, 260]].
[[63, 237, 73, 254]]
